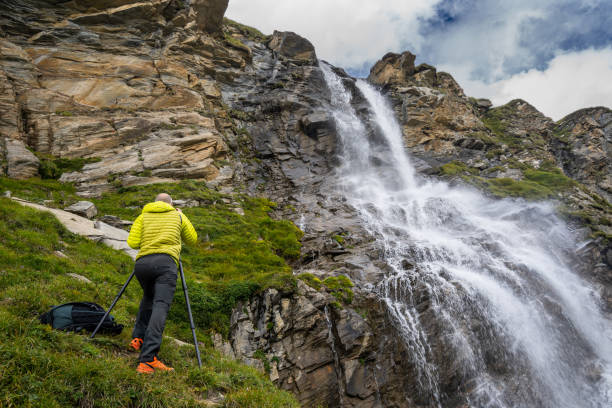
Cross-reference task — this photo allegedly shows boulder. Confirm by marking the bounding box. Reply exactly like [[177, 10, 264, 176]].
[[3, 138, 40, 179], [13, 198, 137, 259], [268, 31, 317, 64], [367, 51, 416, 87], [67, 273, 92, 283], [65, 201, 98, 219], [192, 0, 229, 33], [98, 215, 133, 228], [476, 98, 493, 109]]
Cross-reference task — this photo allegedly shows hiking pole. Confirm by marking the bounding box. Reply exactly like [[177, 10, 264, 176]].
[[90, 268, 136, 339], [179, 258, 202, 368]]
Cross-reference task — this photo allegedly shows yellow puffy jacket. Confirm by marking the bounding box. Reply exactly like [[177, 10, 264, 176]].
[[127, 201, 198, 264]]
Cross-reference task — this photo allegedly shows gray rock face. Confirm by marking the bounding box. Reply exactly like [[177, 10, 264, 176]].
[[3, 138, 40, 179], [553, 107, 612, 201], [224, 281, 416, 407], [300, 111, 335, 138], [65, 201, 98, 219]]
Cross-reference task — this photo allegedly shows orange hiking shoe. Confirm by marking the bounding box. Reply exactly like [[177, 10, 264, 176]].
[[147, 357, 174, 371], [129, 337, 143, 352], [136, 362, 154, 374]]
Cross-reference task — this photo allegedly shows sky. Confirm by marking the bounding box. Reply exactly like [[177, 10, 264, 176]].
[[225, 0, 612, 120]]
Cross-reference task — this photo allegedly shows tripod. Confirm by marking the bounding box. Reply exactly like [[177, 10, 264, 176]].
[[90, 259, 202, 368]]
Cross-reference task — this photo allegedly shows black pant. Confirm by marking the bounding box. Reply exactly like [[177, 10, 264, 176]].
[[131, 254, 177, 362]]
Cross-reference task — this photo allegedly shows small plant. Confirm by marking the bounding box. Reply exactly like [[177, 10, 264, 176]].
[[253, 349, 271, 374], [298, 273, 322, 290], [323, 275, 355, 304], [223, 17, 269, 42], [224, 33, 251, 54], [36, 153, 101, 179], [299, 274, 355, 304], [332, 234, 345, 245], [438, 161, 477, 177]]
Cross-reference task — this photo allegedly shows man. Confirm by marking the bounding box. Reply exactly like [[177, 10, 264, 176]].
[[126, 192, 198, 374]]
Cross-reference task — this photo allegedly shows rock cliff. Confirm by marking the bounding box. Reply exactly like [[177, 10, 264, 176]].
[[0, 1, 610, 407]]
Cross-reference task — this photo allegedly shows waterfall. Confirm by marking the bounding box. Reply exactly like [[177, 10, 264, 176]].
[[320, 63, 612, 408]]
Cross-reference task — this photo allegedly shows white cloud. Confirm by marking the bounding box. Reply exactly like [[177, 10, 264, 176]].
[[225, 0, 439, 68], [226, 1, 612, 119], [451, 48, 612, 120]]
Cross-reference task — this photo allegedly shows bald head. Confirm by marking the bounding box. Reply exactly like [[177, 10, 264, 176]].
[[155, 193, 173, 205]]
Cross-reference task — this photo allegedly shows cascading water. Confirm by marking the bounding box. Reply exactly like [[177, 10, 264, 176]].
[[320, 63, 612, 408]]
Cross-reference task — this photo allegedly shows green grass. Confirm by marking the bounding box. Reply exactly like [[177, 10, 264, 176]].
[[480, 177, 555, 200], [438, 161, 478, 177], [0, 177, 303, 336], [298, 274, 354, 305], [477, 166, 577, 200], [224, 33, 252, 54], [0, 197, 299, 407], [223, 18, 268, 42], [36, 154, 101, 180], [297, 273, 322, 291], [434, 158, 578, 201], [480, 103, 547, 148], [523, 168, 576, 191], [0, 177, 303, 406], [0, 177, 78, 206], [322, 276, 354, 304]]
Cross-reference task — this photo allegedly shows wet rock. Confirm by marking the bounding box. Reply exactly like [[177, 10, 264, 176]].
[[65, 201, 97, 219], [300, 112, 335, 138]]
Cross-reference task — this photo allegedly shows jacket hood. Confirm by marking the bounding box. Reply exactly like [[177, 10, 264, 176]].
[[143, 201, 176, 213]]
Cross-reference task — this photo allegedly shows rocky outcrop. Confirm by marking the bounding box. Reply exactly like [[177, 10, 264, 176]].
[[2, 137, 40, 179], [220, 281, 421, 408], [0, 0, 243, 195], [65, 200, 98, 219], [268, 30, 317, 65], [553, 107, 612, 201], [368, 52, 416, 87], [193, 0, 229, 33], [12, 197, 137, 259]]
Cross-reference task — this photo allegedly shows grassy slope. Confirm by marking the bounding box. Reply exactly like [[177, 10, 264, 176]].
[[438, 160, 578, 200], [0, 177, 301, 408]]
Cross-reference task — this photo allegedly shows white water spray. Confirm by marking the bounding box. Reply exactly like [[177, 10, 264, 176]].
[[320, 63, 612, 407]]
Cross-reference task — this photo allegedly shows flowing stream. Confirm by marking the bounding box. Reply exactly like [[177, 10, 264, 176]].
[[320, 63, 612, 408]]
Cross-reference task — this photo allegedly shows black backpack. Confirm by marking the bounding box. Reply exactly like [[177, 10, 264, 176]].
[[39, 302, 123, 335]]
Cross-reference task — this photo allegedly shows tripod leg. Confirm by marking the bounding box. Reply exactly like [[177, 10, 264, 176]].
[[179, 260, 202, 368], [90, 269, 136, 339]]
